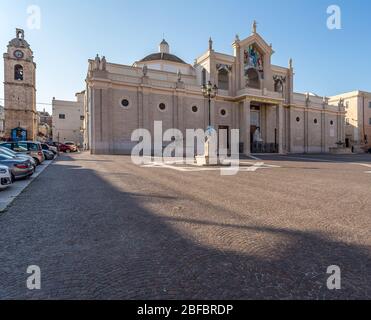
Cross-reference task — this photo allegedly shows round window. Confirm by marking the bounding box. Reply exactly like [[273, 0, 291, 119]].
[[220, 109, 227, 117], [296, 117, 300, 122], [314, 119, 318, 124], [192, 106, 198, 113], [330, 120, 334, 126], [159, 103, 166, 111], [121, 99, 129, 107]]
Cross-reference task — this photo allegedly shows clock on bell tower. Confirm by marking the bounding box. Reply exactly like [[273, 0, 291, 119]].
[[3, 28, 37, 140]]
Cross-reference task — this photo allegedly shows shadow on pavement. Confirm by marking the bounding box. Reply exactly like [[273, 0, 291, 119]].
[[0, 155, 369, 300], [256, 153, 371, 164]]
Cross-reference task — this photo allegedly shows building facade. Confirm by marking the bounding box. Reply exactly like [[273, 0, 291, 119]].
[[37, 109, 52, 142], [0, 105, 4, 138], [3, 29, 37, 141], [329, 91, 371, 151], [52, 92, 85, 146], [85, 24, 346, 156]]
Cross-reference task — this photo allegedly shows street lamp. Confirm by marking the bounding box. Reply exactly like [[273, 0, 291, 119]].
[[202, 81, 218, 129]]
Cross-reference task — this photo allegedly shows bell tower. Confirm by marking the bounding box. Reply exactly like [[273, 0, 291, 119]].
[[3, 28, 37, 140]]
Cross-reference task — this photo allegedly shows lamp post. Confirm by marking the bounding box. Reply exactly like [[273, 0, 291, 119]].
[[201, 81, 218, 130], [197, 81, 218, 166]]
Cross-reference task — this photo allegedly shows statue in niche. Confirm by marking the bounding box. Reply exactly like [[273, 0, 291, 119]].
[[244, 45, 263, 71]]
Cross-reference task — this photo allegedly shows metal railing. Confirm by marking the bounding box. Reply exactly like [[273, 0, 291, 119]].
[[251, 142, 278, 154]]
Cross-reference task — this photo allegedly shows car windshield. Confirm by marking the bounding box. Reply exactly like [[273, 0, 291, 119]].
[[29, 144, 39, 151], [13, 144, 28, 152]]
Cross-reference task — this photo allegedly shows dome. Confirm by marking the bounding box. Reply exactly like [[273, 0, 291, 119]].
[[139, 39, 187, 64], [139, 52, 187, 64]]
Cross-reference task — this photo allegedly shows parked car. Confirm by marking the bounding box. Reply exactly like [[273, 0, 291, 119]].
[[0, 146, 37, 171], [45, 144, 58, 154], [0, 141, 45, 165], [42, 149, 55, 160], [0, 154, 34, 181], [63, 141, 78, 153], [41, 143, 57, 155], [52, 142, 76, 153], [0, 165, 12, 190]]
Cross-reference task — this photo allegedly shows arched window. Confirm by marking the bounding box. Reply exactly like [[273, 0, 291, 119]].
[[218, 69, 229, 90], [201, 68, 207, 86], [14, 65, 24, 81], [246, 68, 260, 89]]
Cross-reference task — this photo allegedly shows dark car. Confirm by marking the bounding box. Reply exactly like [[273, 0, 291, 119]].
[[42, 149, 55, 160], [0, 141, 45, 165], [41, 143, 57, 155], [0, 146, 37, 171], [0, 154, 34, 181]]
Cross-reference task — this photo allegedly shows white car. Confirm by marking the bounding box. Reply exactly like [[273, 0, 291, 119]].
[[0, 165, 12, 190]]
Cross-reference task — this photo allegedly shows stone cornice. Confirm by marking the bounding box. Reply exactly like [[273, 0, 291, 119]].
[[4, 81, 35, 89]]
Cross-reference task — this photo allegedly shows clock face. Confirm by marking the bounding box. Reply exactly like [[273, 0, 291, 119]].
[[14, 50, 24, 59]]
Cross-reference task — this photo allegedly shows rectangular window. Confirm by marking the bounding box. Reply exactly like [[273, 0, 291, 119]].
[[59, 114, 66, 119], [346, 118, 350, 126], [369, 102, 371, 109], [369, 118, 371, 125], [80, 115, 85, 121]]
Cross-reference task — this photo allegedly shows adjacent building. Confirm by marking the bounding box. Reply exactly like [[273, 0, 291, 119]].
[[0, 105, 4, 138], [329, 91, 371, 151], [38, 109, 53, 127], [52, 92, 85, 146], [3, 29, 37, 141], [36, 109, 52, 141]]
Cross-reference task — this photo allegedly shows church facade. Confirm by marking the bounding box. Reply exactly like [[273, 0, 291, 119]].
[[85, 23, 346, 155], [3, 29, 37, 141]]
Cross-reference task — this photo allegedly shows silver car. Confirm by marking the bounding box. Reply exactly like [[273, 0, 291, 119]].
[[0, 146, 36, 171], [0, 154, 34, 181]]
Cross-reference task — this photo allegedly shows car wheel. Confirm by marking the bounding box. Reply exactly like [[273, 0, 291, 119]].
[[34, 158, 40, 166]]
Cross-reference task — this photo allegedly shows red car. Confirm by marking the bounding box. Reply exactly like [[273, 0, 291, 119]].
[[52, 142, 77, 153]]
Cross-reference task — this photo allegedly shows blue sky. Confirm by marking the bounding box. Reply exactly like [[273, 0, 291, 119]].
[[0, 0, 370, 113]]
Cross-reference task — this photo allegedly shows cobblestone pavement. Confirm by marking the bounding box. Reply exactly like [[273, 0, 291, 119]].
[[0, 153, 370, 299]]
